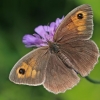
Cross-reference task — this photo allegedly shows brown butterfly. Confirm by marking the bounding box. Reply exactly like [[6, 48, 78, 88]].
[[9, 4, 99, 94]]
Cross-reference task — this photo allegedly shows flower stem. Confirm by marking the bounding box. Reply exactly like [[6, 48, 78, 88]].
[[85, 76, 100, 84]]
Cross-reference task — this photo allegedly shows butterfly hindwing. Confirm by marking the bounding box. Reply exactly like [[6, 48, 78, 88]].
[[43, 54, 80, 94], [59, 40, 99, 76]]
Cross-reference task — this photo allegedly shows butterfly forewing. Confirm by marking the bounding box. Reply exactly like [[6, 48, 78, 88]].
[[9, 47, 50, 86], [54, 4, 93, 43]]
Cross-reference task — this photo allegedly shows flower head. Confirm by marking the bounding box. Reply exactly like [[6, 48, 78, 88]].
[[22, 17, 64, 47]]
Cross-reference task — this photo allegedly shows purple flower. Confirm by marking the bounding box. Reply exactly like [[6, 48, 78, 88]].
[[22, 17, 64, 47]]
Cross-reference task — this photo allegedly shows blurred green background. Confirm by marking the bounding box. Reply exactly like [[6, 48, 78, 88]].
[[0, 0, 100, 100]]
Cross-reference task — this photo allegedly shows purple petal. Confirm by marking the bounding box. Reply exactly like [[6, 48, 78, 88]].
[[43, 25, 50, 32], [49, 22, 56, 35], [22, 34, 43, 47], [50, 22, 56, 27], [55, 18, 60, 26], [22, 16, 64, 48], [55, 17, 64, 29], [34, 25, 47, 39]]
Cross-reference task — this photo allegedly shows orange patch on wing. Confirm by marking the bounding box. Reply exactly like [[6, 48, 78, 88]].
[[32, 70, 37, 78], [77, 26, 86, 31], [28, 58, 37, 68], [16, 68, 25, 78], [25, 67, 32, 78], [37, 71, 40, 76], [16, 62, 30, 78], [66, 22, 76, 30], [71, 11, 87, 26]]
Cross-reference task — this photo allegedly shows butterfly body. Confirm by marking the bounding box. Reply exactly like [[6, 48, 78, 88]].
[[47, 41, 74, 73], [9, 4, 99, 94], [48, 41, 60, 53]]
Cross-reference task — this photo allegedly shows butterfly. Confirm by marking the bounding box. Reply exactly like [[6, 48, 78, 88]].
[[9, 4, 99, 94]]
